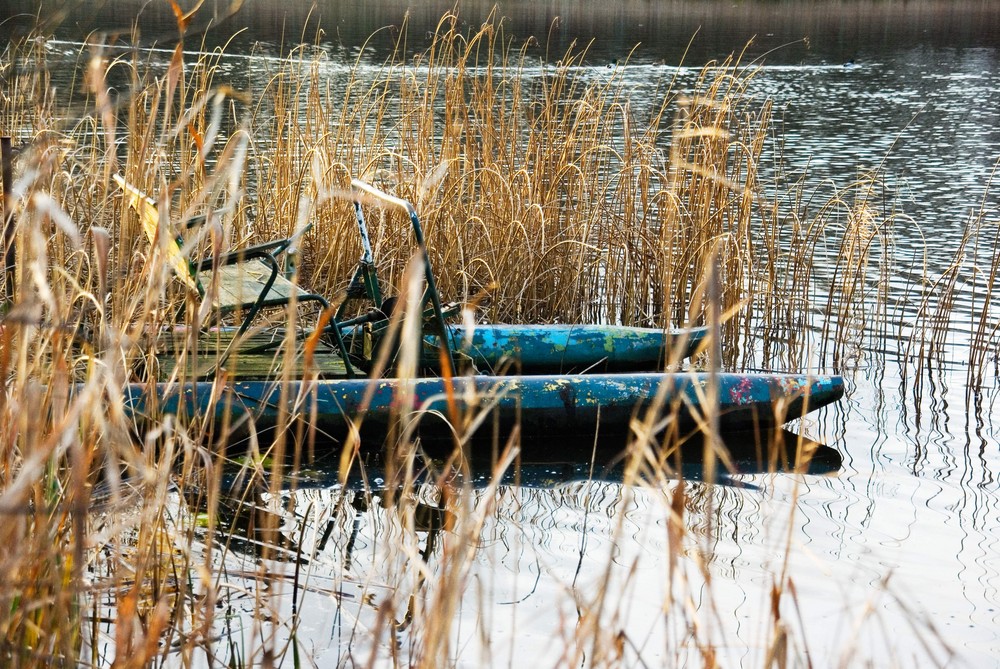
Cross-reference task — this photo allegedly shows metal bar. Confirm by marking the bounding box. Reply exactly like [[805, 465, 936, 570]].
[[350, 179, 456, 376], [353, 200, 382, 306], [405, 207, 456, 377], [353, 200, 375, 265], [1, 137, 14, 303]]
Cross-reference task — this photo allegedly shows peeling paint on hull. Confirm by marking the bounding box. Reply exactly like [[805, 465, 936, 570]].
[[429, 324, 710, 373], [125, 372, 844, 441]]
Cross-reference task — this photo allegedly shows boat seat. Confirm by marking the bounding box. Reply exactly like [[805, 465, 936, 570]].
[[115, 174, 355, 378]]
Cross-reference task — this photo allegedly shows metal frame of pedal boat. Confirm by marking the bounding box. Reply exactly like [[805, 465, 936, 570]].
[[334, 180, 457, 377], [330, 180, 711, 376], [115, 173, 359, 379]]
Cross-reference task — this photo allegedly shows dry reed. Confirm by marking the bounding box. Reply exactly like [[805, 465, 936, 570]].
[[0, 8, 966, 668]]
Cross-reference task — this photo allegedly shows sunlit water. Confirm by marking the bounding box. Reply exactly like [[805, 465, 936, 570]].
[[15, 3, 1000, 665]]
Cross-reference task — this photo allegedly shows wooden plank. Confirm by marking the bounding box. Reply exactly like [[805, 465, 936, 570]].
[[114, 174, 201, 292], [199, 260, 307, 311], [151, 329, 273, 355], [155, 349, 349, 381], [148, 324, 348, 381], [151, 326, 339, 353]]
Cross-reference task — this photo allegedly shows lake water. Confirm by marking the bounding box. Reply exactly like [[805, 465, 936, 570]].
[[9, 1, 1000, 665]]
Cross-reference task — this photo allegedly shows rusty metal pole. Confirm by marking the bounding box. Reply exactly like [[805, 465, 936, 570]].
[[1, 137, 13, 304]]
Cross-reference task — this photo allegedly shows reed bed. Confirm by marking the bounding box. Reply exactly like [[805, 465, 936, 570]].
[[0, 8, 973, 668]]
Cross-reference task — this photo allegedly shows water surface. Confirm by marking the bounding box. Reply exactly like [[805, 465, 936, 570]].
[[11, 2, 1000, 665]]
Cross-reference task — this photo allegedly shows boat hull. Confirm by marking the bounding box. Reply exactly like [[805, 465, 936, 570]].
[[427, 324, 708, 373], [125, 372, 844, 442]]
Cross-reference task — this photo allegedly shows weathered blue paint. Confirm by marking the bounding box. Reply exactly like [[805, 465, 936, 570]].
[[428, 324, 709, 373], [125, 372, 844, 441]]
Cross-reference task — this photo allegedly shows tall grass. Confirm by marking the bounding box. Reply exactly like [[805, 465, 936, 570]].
[[0, 8, 968, 667]]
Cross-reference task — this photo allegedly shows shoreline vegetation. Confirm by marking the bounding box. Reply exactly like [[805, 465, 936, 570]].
[[0, 4, 983, 667]]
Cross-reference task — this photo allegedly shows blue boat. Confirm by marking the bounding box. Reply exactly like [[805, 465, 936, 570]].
[[121, 178, 845, 445], [334, 180, 707, 375], [339, 322, 708, 374], [125, 371, 844, 442]]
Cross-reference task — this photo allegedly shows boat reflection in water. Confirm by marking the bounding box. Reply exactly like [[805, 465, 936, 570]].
[[181, 428, 841, 660], [203, 428, 841, 561]]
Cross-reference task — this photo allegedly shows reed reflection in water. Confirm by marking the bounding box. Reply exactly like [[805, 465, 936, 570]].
[[182, 409, 965, 667]]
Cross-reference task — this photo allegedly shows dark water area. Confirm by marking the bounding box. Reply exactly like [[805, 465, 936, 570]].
[[7, 1, 1000, 666], [6, 0, 1000, 65]]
